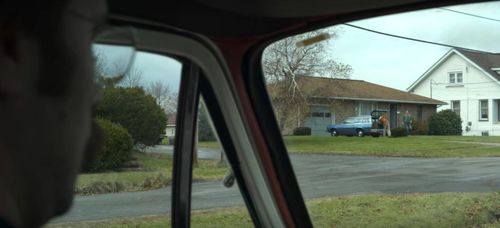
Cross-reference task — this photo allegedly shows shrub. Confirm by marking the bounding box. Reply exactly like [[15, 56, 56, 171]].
[[97, 87, 167, 146], [428, 110, 462, 135], [85, 118, 134, 172], [198, 106, 216, 141], [411, 120, 429, 135], [391, 127, 408, 137], [293, 127, 311, 135]]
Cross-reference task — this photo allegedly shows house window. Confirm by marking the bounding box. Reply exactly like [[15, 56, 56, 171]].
[[451, 100, 460, 117], [448, 72, 463, 83], [311, 112, 324, 117], [358, 102, 375, 116], [456, 72, 463, 83], [479, 100, 488, 120], [497, 100, 500, 122], [311, 112, 331, 118]]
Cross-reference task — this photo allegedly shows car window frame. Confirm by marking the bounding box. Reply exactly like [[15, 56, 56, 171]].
[[117, 23, 290, 226]]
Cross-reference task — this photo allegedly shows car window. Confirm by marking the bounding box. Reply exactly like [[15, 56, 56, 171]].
[[263, 1, 500, 227], [344, 117, 355, 123], [189, 99, 253, 227], [49, 50, 182, 226]]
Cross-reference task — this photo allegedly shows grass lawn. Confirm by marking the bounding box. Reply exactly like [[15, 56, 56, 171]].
[[198, 141, 221, 149], [75, 152, 227, 195], [284, 135, 500, 157], [48, 192, 500, 227]]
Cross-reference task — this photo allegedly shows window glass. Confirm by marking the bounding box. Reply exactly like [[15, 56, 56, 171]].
[[359, 102, 374, 115], [448, 72, 463, 83], [457, 72, 463, 83], [50, 50, 182, 225], [312, 112, 325, 117], [497, 100, 500, 121], [480, 100, 489, 120], [344, 117, 355, 123], [452, 100, 460, 116], [190, 99, 252, 226], [449, 73, 456, 83], [263, 1, 500, 227]]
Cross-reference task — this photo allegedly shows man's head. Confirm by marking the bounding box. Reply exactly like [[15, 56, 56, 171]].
[[0, 0, 106, 226]]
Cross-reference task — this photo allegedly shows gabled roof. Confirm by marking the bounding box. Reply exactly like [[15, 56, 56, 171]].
[[167, 114, 177, 125], [457, 49, 500, 81], [407, 48, 500, 91], [270, 76, 445, 105]]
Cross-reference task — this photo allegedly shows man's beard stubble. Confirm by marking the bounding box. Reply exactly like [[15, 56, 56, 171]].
[[80, 118, 103, 172]]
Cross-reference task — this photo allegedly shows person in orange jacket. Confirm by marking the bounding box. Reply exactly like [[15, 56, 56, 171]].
[[379, 114, 391, 137]]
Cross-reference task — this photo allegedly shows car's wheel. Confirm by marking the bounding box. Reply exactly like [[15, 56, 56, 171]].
[[356, 129, 364, 137], [372, 133, 380, 138], [331, 129, 338, 137]]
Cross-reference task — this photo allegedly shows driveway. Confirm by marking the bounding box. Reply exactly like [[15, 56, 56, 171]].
[[51, 154, 500, 223]]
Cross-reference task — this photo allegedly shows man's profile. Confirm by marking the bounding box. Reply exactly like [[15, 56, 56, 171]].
[[0, 0, 106, 226]]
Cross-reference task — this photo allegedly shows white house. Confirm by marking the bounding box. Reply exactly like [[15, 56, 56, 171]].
[[165, 114, 176, 138], [408, 48, 500, 136]]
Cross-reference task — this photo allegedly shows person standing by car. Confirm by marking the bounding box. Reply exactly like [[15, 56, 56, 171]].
[[379, 114, 391, 137], [0, 0, 107, 227], [403, 110, 413, 136]]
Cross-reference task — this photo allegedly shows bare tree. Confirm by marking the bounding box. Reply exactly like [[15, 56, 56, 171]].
[[163, 92, 178, 115], [119, 68, 144, 88], [146, 80, 178, 115], [262, 28, 353, 133]]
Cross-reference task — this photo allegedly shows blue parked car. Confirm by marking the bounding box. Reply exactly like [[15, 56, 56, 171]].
[[326, 115, 382, 137]]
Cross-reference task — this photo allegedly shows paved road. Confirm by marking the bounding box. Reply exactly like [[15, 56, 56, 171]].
[[145, 145, 225, 161], [51, 154, 500, 223]]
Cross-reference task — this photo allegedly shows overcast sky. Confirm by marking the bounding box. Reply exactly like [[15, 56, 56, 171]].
[[329, 1, 500, 90], [108, 1, 500, 93]]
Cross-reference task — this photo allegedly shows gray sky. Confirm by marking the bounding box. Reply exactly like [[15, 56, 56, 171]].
[[329, 1, 500, 90], [106, 1, 500, 93]]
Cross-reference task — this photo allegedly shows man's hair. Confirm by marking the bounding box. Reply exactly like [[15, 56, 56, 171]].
[[0, 0, 75, 97], [0, 1, 69, 36]]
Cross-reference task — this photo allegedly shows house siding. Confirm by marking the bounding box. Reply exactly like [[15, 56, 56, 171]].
[[411, 52, 500, 136]]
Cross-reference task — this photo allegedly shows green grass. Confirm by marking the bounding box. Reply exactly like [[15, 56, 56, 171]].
[[197, 141, 221, 149], [284, 136, 500, 157], [48, 192, 500, 227], [75, 152, 227, 195], [439, 136, 500, 143]]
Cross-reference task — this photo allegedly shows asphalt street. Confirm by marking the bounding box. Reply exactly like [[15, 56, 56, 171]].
[[144, 145, 225, 161], [51, 149, 500, 223]]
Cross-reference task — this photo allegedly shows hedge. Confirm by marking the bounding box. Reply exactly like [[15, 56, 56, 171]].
[[391, 127, 408, 137], [85, 118, 134, 172], [293, 127, 312, 136]]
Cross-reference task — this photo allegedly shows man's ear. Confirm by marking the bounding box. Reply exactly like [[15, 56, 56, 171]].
[[0, 28, 21, 64], [0, 29, 32, 97]]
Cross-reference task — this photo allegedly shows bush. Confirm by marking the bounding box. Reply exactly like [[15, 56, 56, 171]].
[[97, 87, 167, 146], [411, 120, 429, 135], [85, 118, 134, 172], [198, 106, 216, 141], [428, 110, 462, 135], [293, 127, 311, 135], [391, 127, 408, 137]]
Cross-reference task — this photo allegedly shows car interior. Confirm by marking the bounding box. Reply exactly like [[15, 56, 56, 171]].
[[50, 0, 500, 227]]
